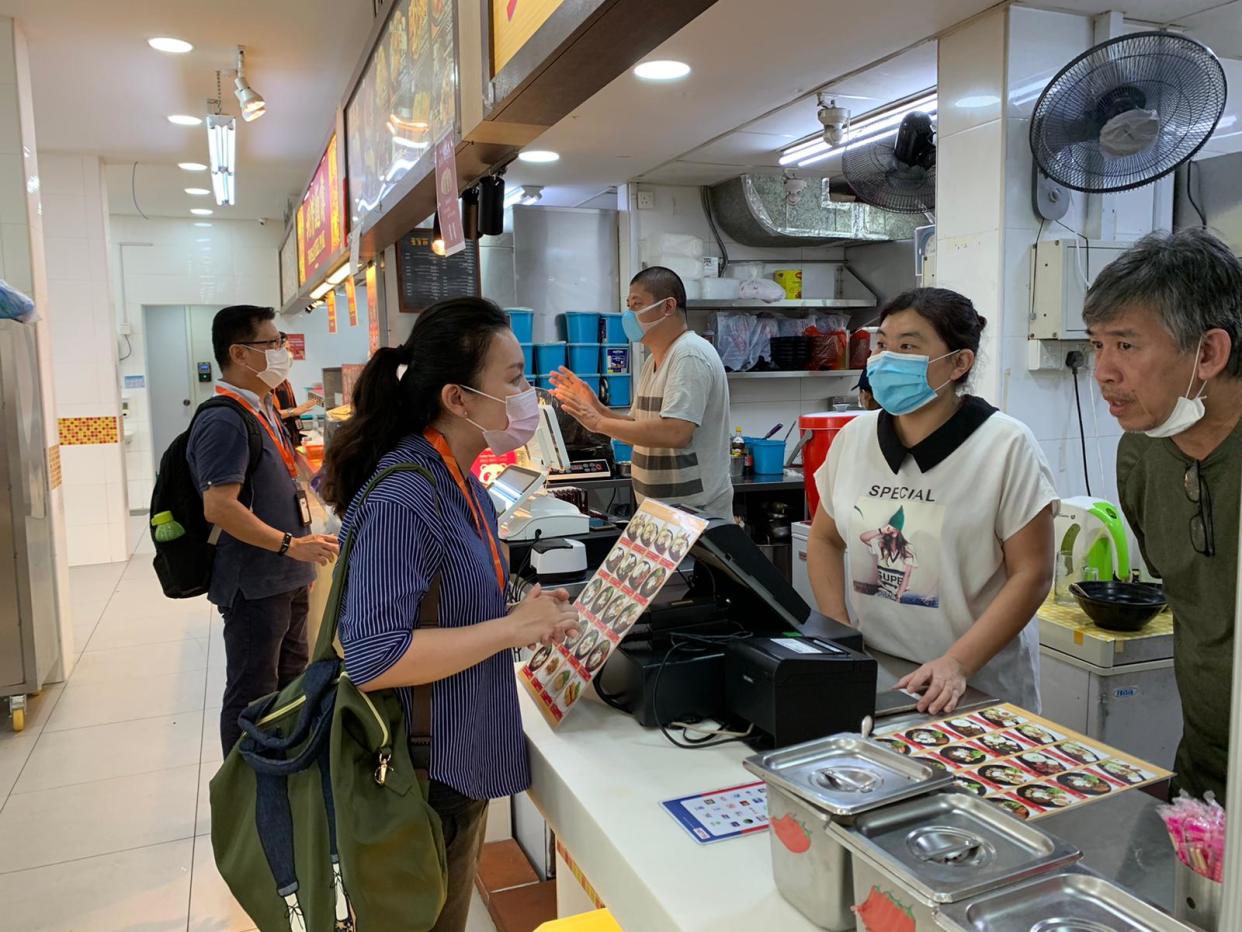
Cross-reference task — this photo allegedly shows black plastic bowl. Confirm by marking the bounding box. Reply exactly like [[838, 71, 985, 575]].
[[1069, 581, 1167, 632]]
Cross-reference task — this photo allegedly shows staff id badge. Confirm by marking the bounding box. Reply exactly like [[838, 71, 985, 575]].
[[295, 488, 312, 527]]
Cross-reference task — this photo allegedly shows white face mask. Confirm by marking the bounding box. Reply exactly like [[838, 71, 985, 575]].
[[246, 347, 293, 389], [1145, 339, 1207, 439]]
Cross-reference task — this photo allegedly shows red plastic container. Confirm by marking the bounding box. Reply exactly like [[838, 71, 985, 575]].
[[799, 410, 864, 516]]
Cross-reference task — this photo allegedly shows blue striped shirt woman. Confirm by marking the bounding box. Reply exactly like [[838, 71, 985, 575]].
[[322, 298, 579, 932]]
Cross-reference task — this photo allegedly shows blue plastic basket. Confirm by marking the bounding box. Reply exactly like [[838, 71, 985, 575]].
[[533, 342, 567, 372], [535, 375, 556, 391], [506, 308, 534, 343], [603, 374, 632, 407], [561, 312, 602, 343], [520, 343, 534, 377], [745, 436, 786, 475], [567, 343, 602, 372], [601, 313, 626, 343], [579, 373, 602, 396], [601, 344, 630, 373], [611, 439, 634, 463]]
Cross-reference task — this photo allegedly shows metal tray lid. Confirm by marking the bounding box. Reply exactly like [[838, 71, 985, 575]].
[[829, 791, 1081, 905], [934, 865, 1195, 931], [742, 732, 955, 817]]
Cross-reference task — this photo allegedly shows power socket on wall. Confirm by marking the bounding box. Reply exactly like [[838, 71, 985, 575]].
[[1026, 339, 1091, 372]]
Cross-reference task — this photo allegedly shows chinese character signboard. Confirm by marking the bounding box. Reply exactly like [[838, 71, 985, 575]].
[[296, 135, 345, 286], [492, 0, 569, 74], [434, 134, 465, 258]]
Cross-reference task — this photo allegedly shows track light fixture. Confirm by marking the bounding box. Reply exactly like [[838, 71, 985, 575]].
[[234, 47, 266, 123]]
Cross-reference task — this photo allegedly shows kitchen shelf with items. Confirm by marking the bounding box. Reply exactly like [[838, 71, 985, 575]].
[[688, 298, 875, 311]]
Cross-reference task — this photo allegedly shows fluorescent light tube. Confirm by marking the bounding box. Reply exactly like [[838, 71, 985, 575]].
[[206, 114, 236, 206]]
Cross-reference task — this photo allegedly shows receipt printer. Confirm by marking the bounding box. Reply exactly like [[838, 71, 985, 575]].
[[726, 636, 877, 749]]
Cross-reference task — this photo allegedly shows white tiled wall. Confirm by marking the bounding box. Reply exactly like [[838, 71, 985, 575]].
[[40, 153, 130, 565], [110, 217, 283, 506]]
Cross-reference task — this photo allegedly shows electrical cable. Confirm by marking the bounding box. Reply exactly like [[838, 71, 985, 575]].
[[701, 186, 730, 274], [651, 627, 755, 750], [1055, 219, 1090, 290], [1029, 218, 1048, 322], [130, 162, 150, 220], [1187, 159, 1207, 227], [1069, 357, 1092, 496]]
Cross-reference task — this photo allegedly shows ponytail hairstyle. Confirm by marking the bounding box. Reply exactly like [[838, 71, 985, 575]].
[[321, 296, 510, 512]]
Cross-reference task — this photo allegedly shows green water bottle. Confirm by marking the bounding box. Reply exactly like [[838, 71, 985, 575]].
[[151, 510, 186, 542]]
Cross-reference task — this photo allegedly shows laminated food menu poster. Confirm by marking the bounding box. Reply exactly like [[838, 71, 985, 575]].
[[520, 500, 709, 726], [875, 703, 1172, 821]]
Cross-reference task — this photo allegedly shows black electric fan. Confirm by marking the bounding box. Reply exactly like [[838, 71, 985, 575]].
[[1030, 31, 1227, 195], [841, 111, 936, 213]]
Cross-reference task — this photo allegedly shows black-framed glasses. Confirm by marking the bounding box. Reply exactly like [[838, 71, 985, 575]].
[[1183, 461, 1216, 558], [237, 332, 288, 350]]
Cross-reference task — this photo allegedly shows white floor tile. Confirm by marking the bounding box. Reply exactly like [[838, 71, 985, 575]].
[[14, 714, 202, 794], [188, 835, 256, 931], [46, 669, 206, 732], [468, 887, 498, 932], [201, 707, 224, 765], [0, 734, 36, 804], [0, 838, 193, 930], [69, 639, 209, 685], [87, 610, 212, 650], [196, 764, 215, 837], [0, 686, 64, 742], [0, 764, 199, 873]]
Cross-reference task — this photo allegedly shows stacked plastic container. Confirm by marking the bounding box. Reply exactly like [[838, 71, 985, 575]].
[[505, 309, 535, 378], [517, 311, 634, 402], [599, 313, 631, 408]]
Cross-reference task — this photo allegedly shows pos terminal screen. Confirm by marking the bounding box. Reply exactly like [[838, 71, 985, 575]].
[[489, 465, 544, 518]]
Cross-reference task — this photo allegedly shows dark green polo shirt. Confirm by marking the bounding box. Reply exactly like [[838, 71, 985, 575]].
[[1117, 419, 1241, 802]]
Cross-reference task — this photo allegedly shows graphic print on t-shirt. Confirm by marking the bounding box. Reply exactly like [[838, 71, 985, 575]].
[[849, 497, 943, 608]]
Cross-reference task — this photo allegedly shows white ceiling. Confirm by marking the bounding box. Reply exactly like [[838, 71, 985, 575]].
[[505, 0, 1242, 204], [0, 0, 375, 222]]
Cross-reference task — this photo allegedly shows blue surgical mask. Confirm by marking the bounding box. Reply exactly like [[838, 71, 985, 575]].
[[622, 300, 666, 343], [866, 350, 960, 415]]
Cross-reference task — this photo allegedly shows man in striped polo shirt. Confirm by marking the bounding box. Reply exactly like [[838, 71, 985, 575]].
[[553, 267, 733, 518]]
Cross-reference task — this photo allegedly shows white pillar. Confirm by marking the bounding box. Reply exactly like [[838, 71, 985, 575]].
[[0, 16, 74, 675]]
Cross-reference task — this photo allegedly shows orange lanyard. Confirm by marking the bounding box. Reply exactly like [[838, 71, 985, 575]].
[[424, 428, 507, 593], [215, 386, 298, 479]]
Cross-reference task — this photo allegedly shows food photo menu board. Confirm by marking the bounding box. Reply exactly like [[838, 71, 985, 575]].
[[520, 500, 709, 726], [875, 703, 1171, 821]]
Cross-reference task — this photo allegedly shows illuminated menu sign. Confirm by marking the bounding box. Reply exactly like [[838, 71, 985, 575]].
[[492, 0, 569, 74], [296, 135, 345, 286]]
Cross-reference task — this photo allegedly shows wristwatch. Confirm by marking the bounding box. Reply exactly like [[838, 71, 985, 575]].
[[278, 532, 292, 556]]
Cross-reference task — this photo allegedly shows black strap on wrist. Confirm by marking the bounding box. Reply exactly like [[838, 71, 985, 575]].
[[278, 532, 292, 556]]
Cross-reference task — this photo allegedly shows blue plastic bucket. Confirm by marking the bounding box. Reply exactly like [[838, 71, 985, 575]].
[[561, 312, 601, 343], [533, 342, 567, 372], [612, 439, 634, 463], [506, 309, 534, 343], [601, 344, 630, 373], [601, 313, 626, 343], [745, 436, 786, 475], [568, 343, 602, 372], [603, 374, 632, 407], [535, 375, 555, 391], [520, 343, 533, 376]]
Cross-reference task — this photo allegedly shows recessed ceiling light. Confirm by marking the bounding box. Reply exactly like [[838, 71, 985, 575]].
[[633, 60, 691, 81], [190, 208, 213, 216], [148, 37, 193, 54], [178, 162, 207, 172], [184, 187, 210, 196], [193, 222, 213, 227], [168, 114, 202, 127], [518, 150, 560, 164]]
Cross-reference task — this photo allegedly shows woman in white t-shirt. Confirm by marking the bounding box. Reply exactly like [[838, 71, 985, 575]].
[[807, 288, 1057, 714]]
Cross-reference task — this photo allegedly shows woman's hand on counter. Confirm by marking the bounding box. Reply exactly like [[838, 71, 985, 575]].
[[897, 655, 968, 716], [507, 584, 580, 649]]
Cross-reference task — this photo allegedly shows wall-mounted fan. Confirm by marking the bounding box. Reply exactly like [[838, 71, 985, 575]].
[[1029, 31, 1227, 214], [841, 111, 936, 214]]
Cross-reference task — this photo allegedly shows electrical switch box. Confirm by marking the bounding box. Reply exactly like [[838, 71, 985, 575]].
[[1029, 238, 1131, 341]]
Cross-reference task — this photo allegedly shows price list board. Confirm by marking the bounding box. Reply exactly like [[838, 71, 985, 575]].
[[395, 228, 480, 314]]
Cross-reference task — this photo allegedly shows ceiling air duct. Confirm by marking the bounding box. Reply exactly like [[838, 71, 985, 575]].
[[708, 174, 920, 247]]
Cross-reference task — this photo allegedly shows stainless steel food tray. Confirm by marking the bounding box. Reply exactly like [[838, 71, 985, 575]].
[[743, 732, 955, 818], [829, 791, 1081, 905], [935, 865, 1194, 931]]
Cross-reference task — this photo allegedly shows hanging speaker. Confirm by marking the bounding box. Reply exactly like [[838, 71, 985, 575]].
[[461, 184, 481, 240], [479, 175, 505, 236]]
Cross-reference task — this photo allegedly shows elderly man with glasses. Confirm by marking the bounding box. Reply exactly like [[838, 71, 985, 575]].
[[1084, 227, 1242, 804]]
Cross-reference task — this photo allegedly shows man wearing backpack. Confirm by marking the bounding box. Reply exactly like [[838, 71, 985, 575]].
[[187, 305, 339, 754]]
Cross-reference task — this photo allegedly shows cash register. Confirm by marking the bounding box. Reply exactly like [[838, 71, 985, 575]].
[[486, 401, 591, 542], [597, 514, 877, 748]]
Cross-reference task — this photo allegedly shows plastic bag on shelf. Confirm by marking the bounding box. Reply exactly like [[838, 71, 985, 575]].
[[749, 315, 780, 369], [656, 254, 704, 282], [713, 313, 753, 371], [0, 279, 37, 323], [777, 316, 811, 337]]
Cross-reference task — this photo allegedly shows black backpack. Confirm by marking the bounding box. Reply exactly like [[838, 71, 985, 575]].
[[150, 397, 263, 599]]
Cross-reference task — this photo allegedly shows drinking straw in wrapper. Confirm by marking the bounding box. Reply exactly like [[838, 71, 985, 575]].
[[1158, 791, 1226, 882]]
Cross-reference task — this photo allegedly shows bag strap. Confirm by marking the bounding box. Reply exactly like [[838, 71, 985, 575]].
[[409, 574, 440, 774], [311, 462, 439, 663], [194, 396, 264, 506]]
